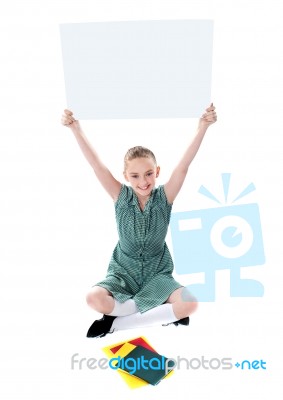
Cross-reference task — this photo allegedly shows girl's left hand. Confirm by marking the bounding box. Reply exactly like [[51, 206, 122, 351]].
[[198, 103, 217, 129]]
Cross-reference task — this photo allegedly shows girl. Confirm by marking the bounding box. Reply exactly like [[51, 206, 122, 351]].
[[61, 104, 217, 338]]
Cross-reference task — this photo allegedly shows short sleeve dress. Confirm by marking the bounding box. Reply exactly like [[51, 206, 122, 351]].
[[94, 184, 183, 313]]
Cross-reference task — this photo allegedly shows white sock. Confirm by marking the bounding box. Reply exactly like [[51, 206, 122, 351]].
[[112, 303, 177, 330], [108, 299, 138, 317]]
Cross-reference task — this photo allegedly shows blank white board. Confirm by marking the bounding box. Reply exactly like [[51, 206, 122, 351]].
[[60, 20, 213, 120]]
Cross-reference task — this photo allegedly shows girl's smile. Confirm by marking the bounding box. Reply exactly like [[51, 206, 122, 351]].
[[123, 157, 160, 202]]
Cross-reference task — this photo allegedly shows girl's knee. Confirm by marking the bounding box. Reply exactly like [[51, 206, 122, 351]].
[[181, 290, 198, 316], [86, 287, 101, 304], [86, 291, 95, 306], [187, 299, 198, 315], [86, 287, 112, 312], [175, 297, 198, 319], [86, 291, 96, 308], [182, 299, 198, 316]]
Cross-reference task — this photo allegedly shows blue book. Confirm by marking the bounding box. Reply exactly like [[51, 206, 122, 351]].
[[115, 344, 175, 386]]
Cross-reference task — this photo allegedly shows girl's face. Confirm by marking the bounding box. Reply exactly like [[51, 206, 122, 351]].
[[124, 157, 160, 198]]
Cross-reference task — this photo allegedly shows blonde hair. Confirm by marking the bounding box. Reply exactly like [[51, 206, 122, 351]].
[[124, 146, 157, 171]]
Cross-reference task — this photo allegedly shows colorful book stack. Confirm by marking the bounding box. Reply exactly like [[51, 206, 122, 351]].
[[102, 336, 175, 388]]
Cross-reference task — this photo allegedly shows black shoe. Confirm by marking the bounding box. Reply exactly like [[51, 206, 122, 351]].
[[86, 315, 117, 338], [162, 317, 190, 327], [173, 317, 190, 326]]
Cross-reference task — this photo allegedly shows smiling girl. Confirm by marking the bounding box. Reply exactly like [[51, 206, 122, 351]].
[[61, 104, 217, 338]]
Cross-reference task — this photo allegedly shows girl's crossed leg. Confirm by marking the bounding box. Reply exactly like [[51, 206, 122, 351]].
[[166, 287, 198, 319], [86, 286, 138, 316], [86, 286, 198, 336]]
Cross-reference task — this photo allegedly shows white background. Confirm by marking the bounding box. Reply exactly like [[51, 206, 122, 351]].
[[0, 1, 282, 399]]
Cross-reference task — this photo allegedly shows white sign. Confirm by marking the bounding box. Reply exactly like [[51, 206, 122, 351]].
[[60, 20, 213, 120]]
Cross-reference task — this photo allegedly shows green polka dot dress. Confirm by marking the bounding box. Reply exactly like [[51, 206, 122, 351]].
[[95, 184, 183, 313]]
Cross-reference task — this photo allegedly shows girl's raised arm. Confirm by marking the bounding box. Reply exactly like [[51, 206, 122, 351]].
[[61, 109, 122, 201], [164, 103, 217, 204]]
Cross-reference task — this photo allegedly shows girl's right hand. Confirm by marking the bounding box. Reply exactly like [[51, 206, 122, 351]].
[[61, 109, 81, 130]]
